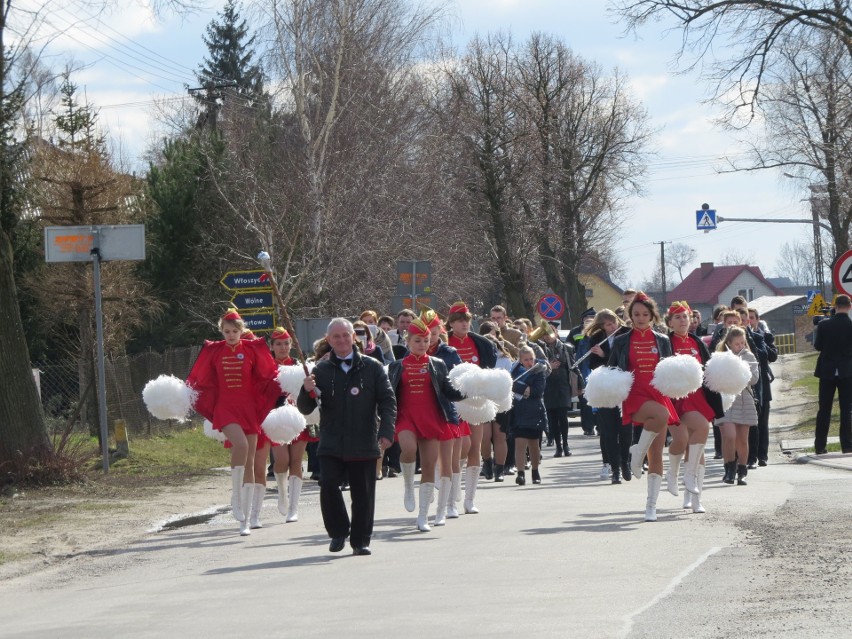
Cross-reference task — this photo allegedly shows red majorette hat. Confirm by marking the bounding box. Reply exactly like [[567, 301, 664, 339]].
[[407, 317, 430, 337], [448, 301, 469, 315], [667, 300, 691, 316], [222, 307, 242, 321], [270, 327, 290, 341], [420, 308, 442, 330]]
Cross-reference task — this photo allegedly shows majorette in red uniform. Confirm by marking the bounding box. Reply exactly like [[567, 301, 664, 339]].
[[445, 301, 498, 515], [388, 315, 465, 531], [666, 301, 725, 513], [186, 308, 280, 534], [607, 292, 678, 522], [251, 326, 316, 527]]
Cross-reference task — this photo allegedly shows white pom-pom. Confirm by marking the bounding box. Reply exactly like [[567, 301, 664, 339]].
[[448, 362, 480, 391], [704, 350, 751, 395], [651, 355, 704, 399], [277, 364, 312, 396], [584, 367, 634, 408], [455, 397, 498, 424], [142, 375, 197, 422], [203, 419, 227, 443], [262, 404, 306, 444], [494, 393, 513, 413], [720, 393, 736, 413]]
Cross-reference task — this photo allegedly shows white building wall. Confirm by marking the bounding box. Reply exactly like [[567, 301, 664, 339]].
[[718, 272, 776, 305]]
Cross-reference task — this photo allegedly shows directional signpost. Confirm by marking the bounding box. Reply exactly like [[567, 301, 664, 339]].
[[537, 293, 565, 321], [220, 269, 275, 332], [833, 249, 852, 297]]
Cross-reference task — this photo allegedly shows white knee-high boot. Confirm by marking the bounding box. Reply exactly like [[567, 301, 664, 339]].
[[464, 465, 480, 514], [231, 466, 246, 522], [666, 452, 683, 496], [682, 443, 704, 495], [249, 483, 265, 529], [239, 483, 255, 535], [434, 477, 451, 526], [274, 472, 288, 516], [692, 464, 706, 513], [645, 473, 662, 522], [401, 462, 417, 512], [417, 483, 435, 532], [286, 476, 302, 522], [447, 472, 461, 518], [629, 429, 658, 479]]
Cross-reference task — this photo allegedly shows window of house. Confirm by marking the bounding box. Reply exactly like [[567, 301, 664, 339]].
[[737, 288, 755, 301], [585, 288, 594, 298]]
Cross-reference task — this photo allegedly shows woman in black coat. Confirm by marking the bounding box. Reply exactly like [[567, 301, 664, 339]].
[[510, 346, 548, 485], [585, 309, 631, 484]]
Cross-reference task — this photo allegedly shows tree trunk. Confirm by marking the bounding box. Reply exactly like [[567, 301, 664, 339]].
[[0, 227, 48, 463]]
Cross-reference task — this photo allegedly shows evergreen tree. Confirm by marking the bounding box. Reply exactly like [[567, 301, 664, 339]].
[[194, 0, 266, 129]]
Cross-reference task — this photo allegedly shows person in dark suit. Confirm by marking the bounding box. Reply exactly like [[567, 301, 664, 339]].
[[813, 295, 852, 454]]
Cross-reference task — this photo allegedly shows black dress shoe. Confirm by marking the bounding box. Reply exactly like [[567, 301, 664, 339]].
[[611, 476, 622, 485], [621, 463, 632, 481], [554, 449, 563, 458], [815, 449, 828, 455], [758, 460, 767, 467], [329, 536, 347, 553], [564, 449, 572, 457], [352, 547, 372, 556], [531, 469, 541, 484]]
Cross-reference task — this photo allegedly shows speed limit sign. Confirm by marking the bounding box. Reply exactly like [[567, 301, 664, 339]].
[[833, 249, 852, 296]]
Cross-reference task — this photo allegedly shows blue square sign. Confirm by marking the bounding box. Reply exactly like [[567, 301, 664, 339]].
[[696, 209, 717, 230]]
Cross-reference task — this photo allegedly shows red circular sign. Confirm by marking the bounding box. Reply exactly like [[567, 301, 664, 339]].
[[537, 294, 565, 320], [833, 249, 852, 296]]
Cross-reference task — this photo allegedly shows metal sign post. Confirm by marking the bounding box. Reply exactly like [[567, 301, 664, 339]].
[[44, 225, 146, 473], [90, 229, 110, 473]]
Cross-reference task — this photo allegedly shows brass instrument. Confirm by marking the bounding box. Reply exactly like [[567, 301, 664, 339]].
[[528, 318, 557, 343]]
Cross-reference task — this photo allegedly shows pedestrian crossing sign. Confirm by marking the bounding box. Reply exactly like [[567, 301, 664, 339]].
[[696, 209, 717, 230]]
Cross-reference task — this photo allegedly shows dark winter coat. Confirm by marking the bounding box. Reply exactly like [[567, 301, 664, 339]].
[[388, 355, 465, 424], [296, 350, 396, 459], [538, 338, 572, 409], [509, 360, 548, 432]]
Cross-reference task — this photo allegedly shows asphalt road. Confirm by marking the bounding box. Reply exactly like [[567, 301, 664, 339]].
[[3, 355, 850, 638]]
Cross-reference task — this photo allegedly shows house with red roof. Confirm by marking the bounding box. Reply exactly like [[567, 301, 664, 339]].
[[666, 262, 784, 324]]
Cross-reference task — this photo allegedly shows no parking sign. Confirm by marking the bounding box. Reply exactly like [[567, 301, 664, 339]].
[[537, 293, 565, 320]]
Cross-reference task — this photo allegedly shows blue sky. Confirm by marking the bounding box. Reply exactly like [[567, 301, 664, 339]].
[[44, 0, 811, 289]]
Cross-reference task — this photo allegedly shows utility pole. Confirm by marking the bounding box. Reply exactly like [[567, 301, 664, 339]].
[[655, 241, 672, 302]]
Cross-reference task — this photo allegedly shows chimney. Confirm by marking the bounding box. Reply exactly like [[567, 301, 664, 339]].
[[700, 262, 714, 278]]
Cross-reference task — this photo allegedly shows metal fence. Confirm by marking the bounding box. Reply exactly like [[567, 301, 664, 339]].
[[774, 333, 796, 355], [35, 346, 202, 437]]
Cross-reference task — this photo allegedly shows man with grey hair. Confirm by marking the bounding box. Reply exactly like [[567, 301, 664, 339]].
[[298, 317, 397, 555]]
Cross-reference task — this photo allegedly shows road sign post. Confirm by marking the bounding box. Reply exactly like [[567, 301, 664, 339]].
[[44, 225, 146, 474]]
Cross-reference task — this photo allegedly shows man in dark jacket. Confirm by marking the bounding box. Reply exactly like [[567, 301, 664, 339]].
[[748, 307, 778, 466], [298, 318, 397, 555], [813, 295, 852, 454]]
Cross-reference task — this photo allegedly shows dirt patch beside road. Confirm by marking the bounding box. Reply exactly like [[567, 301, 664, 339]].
[[0, 470, 231, 581]]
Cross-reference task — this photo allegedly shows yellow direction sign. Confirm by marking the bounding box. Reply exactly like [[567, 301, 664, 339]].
[[807, 293, 829, 316]]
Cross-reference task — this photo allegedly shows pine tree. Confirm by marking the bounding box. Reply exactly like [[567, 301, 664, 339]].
[[194, 0, 266, 129]]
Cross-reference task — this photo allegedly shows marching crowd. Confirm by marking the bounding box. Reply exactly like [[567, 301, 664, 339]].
[[158, 289, 779, 556]]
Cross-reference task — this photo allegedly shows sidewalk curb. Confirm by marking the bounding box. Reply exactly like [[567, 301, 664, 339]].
[[793, 452, 852, 471]]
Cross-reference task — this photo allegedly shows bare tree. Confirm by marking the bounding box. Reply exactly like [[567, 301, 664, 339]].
[[666, 242, 697, 281], [512, 33, 652, 320], [774, 239, 817, 285], [718, 247, 755, 266], [613, 1, 852, 120]]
